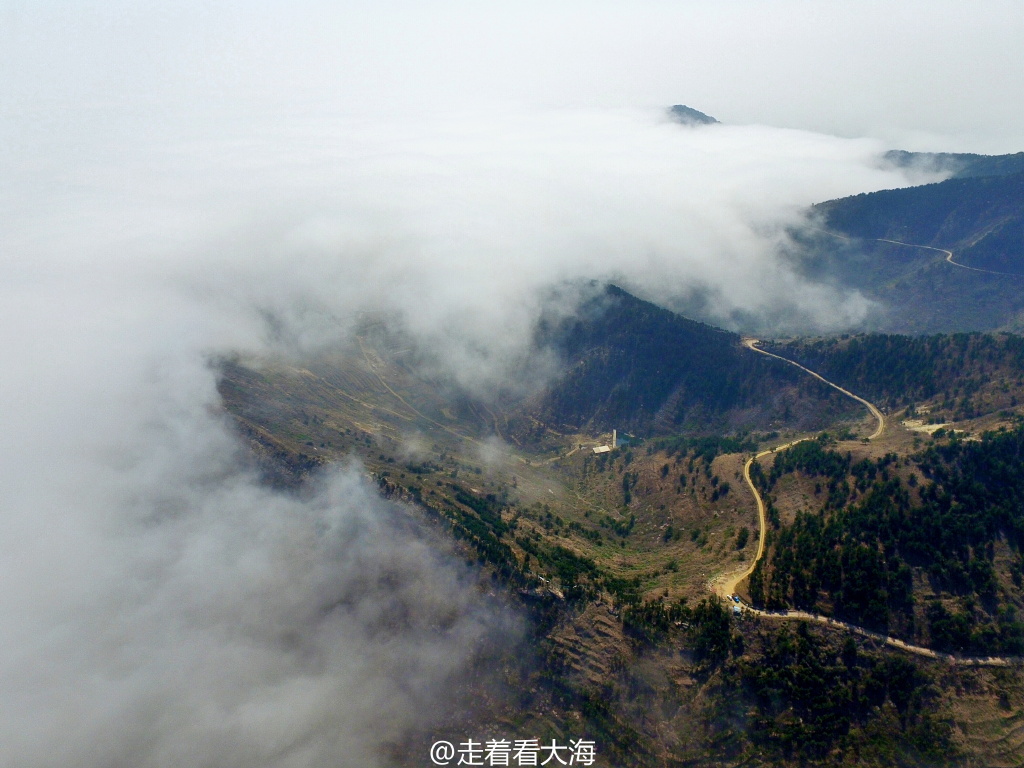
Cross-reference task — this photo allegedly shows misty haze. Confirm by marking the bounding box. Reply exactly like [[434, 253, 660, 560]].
[[3, 3, 1024, 767]]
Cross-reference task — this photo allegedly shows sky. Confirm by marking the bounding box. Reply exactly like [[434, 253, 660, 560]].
[[1, 3, 1022, 766], [4, 1, 1023, 150]]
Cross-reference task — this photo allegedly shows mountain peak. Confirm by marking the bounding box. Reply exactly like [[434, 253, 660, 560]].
[[668, 104, 719, 126]]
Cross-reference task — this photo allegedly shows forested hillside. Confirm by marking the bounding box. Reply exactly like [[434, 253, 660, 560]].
[[751, 428, 1024, 656], [521, 285, 857, 436], [884, 149, 1024, 180], [815, 171, 1024, 273], [767, 332, 1024, 416], [218, 291, 1024, 766]]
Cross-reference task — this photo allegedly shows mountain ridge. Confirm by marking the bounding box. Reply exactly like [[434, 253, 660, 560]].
[[668, 104, 719, 126], [884, 149, 1024, 180], [516, 284, 856, 438]]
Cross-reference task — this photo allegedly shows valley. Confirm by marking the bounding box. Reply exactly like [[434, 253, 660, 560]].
[[213, 156, 1024, 766], [219, 288, 1024, 766]]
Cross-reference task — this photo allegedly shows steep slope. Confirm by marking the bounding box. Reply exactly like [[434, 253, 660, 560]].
[[766, 332, 1024, 416], [884, 149, 1024, 180], [749, 426, 1024, 656], [817, 171, 1024, 274], [217, 301, 1024, 767], [519, 285, 857, 437], [739, 331, 1024, 656], [789, 166, 1024, 333], [668, 104, 719, 126]]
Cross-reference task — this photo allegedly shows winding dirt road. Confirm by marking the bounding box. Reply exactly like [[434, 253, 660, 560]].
[[812, 226, 1021, 277], [711, 338, 882, 598], [747, 607, 1022, 666], [712, 438, 808, 599], [875, 237, 1021, 277], [709, 340, 1023, 666], [743, 338, 885, 439]]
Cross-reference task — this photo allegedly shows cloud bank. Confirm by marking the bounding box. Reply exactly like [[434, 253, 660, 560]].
[[0, 270, 510, 766], [6, 104, 924, 389]]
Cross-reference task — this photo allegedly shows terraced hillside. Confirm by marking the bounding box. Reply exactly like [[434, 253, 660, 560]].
[[218, 295, 1024, 766]]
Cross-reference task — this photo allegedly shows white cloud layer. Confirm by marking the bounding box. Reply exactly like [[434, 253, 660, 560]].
[[0, 271, 509, 766], [5, 104, 921, 387]]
